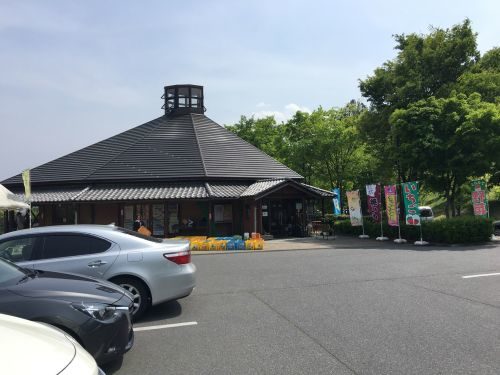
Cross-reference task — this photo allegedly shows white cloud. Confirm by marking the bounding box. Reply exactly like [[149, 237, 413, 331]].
[[251, 103, 311, 123]]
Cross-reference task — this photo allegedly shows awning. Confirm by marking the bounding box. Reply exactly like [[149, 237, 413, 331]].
[[0, 184, 30, 210]]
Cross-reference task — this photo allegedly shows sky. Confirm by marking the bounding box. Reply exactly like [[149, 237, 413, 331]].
[[0, 0, 498, 181]]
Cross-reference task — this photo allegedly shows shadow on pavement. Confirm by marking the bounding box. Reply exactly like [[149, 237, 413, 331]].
[[135, 300, 183, 324], [100, 355, 123, 375]]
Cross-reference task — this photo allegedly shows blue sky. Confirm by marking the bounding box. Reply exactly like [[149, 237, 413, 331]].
[[0, 0, 498, 181]]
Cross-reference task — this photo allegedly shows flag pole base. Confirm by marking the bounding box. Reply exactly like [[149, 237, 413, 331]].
[[359, 235, 370, 239], [394, 238, 407, 244], [376, 236, 389, 241], [414, 240, 429, 246]]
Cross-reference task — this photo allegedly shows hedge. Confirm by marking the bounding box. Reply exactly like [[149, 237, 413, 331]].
[[333, 216, 493, 244]]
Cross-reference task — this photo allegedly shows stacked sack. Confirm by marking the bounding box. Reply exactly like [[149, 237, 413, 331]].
[[173, 234, 264, 251]]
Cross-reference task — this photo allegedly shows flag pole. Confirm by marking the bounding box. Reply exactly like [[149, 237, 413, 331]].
[[394, 183, 406, 244], [359, 190, 369, 239], [376, 183, 388, 241]]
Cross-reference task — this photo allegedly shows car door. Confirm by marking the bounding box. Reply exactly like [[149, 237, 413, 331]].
[[30, 233, 120, 279]]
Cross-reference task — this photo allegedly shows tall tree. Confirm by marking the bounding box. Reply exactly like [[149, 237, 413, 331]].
[[390, 93, 500, 216], [358, 19, 481, 181]]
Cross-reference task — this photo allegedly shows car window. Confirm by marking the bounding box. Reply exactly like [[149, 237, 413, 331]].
[[113, 227, 163, 243], [41, 235, 112, 259], [0, 237, 38, 262]]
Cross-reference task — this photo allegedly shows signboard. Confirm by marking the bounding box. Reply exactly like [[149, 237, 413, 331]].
[[346, 190, 362, 226], [384, 185, 399, 226], [402, 182, 420, 225], [471, 179, 489, 217], [365, 184, 381, 222]]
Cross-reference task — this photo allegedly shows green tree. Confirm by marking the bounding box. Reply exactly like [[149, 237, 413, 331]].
[[390, 93, 500, 216], [358, 19, 481, 181], [225, 115, 282, 158]]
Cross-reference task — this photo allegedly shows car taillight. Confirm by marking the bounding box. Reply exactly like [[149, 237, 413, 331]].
[[163, 250, 191, 265]]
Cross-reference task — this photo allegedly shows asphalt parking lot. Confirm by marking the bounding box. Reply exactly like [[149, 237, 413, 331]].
[[103, 237, 500, 375]]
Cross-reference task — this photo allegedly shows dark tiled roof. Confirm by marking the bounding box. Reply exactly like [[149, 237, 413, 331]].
[[14, 187, 89, 203], [206, 182, 250, 198], [240, 179, 285, 197], [12, 180, 331, 203], [3, 113, 302, 185], [75, 184, 208, 201], [300, 183, 334, 197]]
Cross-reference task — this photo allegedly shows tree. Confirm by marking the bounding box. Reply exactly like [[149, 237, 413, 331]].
[[458, 47, 500, 103], [390, 93, 500, 216], [358, 19, 481, 181]]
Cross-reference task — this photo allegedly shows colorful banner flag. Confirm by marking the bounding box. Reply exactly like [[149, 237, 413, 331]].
[[346, 190, 362, 226], [365, 184, 381, 222], [332, 188, 341, 215], [384, 185, 399, 226], [471, 179, 489, 218], [402, 182, 420, 225], [22, 169, 31, 201]]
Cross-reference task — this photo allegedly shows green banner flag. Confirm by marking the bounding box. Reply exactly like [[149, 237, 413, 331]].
[[471, 179, 489, 218], [402, 181, 421, 226]]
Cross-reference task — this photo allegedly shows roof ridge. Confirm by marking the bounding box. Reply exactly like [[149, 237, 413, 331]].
[[84, 118, 164, 180], [191, 114, 208, 177]]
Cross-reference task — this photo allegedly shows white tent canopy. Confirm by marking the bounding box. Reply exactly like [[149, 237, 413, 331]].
[[0, 184, 30, 210]]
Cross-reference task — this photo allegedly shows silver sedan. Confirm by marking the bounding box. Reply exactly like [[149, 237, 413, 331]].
[[0, 225, 196, 320]]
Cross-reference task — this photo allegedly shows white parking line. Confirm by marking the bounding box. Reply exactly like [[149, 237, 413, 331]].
[[462, 272, 500, 279], [134, 321, 198, 332]]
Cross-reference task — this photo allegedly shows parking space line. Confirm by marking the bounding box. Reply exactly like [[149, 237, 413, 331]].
[[134, 321, 198, 332], [462, 272, 500, 279]]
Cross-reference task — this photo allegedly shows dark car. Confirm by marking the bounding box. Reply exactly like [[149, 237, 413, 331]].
[[0, 258, 134, 364]]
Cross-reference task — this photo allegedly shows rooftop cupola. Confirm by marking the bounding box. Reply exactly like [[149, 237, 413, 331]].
[[162, 84, 205, 116]]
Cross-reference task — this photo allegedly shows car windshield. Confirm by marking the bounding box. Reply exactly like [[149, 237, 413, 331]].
[[420, 209, 432, 217], [0, 259, 30, 287], [113, 227, 163, 243]]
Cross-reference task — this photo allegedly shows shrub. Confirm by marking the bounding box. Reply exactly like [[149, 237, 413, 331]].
[[334, 216, 493, 244]]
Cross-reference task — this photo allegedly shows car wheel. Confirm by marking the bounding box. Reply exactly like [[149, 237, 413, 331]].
[[112, 277, 149, 321]]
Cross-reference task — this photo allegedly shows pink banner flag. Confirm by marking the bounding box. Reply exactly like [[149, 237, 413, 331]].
[[384, 185, 399, 227], [365, 184, 381, 222]]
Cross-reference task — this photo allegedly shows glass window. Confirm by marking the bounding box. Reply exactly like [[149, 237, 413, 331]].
[[42, 235, 111, 259], [114, 227, 163, 243], [0, 237, 38, 262]]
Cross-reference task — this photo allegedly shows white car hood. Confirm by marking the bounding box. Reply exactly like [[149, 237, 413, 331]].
[[0, 314, 75, 375]]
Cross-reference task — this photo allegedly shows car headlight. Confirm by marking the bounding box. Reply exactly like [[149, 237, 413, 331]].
[[71, 302, 119, 322]]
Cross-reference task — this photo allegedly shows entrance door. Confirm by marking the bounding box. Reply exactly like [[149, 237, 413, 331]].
[[267, 199, 303, 237]]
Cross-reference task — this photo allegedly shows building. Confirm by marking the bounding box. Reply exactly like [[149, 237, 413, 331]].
[[2, 84, 332, 237]]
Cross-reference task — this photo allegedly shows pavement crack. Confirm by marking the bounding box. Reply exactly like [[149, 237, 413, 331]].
[[248, 291, 359, 375]]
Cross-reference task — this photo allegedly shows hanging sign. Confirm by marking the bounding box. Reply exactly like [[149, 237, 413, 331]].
[[470, 179, 489, 217], [384, 185, 399, 226], [332, 188, 341, 215], [346, 190, 362, 226], [402, 182, 421, 225], [365, 184, 381, 222]]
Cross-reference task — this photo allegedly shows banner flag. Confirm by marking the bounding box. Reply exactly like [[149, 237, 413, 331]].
[[22, 169, 31, 202], [402, 181, 420, 225], [471, 179, 489, 218], [365, 184, 381, 222], [346, 190, 362, 226], [332, 188, 341, 215], [384, 185, 399, 226]]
